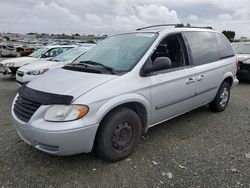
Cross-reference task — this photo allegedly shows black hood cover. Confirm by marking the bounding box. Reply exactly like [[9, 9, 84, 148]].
[[18, 85, 74, 105]]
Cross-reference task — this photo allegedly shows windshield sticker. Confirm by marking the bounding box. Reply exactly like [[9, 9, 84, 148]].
[[136, 33, 155, 38]]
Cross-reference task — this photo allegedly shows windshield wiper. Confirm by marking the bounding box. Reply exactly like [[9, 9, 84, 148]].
[[78, 61, 115, 74], [64, 63, 102, 74]]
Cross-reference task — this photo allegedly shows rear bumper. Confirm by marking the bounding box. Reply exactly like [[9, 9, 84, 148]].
[[232, 76, 239, 88]]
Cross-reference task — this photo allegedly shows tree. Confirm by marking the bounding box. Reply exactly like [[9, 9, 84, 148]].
[[222, 30, 235, 42], [3, 36, 10, 41]]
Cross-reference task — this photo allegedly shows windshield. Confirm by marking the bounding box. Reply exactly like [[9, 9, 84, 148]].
[[28, 48, 48, 58], [73, 33, 158, 71], [51, 48, 84, 62], [232, 43, 250, 54]]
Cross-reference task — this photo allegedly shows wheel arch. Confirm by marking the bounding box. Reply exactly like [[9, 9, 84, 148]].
[[221, 72, 234, 87], [95, 94, 151, 135]]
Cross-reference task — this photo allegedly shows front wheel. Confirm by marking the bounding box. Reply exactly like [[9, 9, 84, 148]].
[[95, 107, 142, 162], [209, 82, 230, 112]]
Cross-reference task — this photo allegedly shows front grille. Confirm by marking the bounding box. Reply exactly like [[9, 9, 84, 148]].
[[9, 67, 18, 74], [17, 71, 24, 77], [16, 80, 27, 86], [13, 95, 41, 122]]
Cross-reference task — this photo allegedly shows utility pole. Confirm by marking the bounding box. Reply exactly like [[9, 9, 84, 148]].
[[8, 22, 11, 33]]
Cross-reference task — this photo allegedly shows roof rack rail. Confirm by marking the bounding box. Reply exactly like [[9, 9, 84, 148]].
[[136, 23, 213, 31], [136, 24, 184, 31], [176, 24, 213, 30]]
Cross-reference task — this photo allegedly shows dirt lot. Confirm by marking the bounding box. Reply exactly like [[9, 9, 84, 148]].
[[0, 57, 249, 188]]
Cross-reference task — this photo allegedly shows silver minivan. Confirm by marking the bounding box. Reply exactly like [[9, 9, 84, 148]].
[[11, 25, 238, 161]]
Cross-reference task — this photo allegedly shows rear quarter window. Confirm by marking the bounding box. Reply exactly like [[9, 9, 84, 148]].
[[215, 33, 235, 59], [183, 31, 220, 66]]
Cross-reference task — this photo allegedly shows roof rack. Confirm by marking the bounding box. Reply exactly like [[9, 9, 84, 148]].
[[136, 23, 213, 31], [177, 24, 213, 30], [136, 24, 184, 31]]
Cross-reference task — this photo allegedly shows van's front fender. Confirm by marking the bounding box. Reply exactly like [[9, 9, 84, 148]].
[[82, 93, 151, 129]]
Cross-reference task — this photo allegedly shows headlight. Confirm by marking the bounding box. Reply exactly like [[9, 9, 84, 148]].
[[5, 62, 15, 67], [44, 105, 89, 122], [27, 69, 49, 75]]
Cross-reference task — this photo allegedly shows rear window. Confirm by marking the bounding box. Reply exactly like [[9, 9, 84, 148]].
[[183, 31, 220, 66], [215, 33, 235, 58]]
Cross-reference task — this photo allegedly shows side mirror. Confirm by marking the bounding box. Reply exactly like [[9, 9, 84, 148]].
[[40, 54, 46, 58], [143, 57, 172, 74]]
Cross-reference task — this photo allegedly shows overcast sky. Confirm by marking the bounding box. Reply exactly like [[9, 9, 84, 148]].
[[0, 0, 249, 38]]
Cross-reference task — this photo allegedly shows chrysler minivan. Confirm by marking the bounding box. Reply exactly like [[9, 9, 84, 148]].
[[11, 24, 238, 161]]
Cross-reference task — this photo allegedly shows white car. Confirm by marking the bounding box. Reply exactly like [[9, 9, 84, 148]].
[[16, 45, 95, 85], [232, 42, 250, 81], [0, 43, 18, 57], [0, 45, 75, 76]]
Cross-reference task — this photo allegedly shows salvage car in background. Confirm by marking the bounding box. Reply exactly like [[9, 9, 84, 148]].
[[16, 45, 95, 85], [232, 42, 250, 81], [0, 45, 75, 76], [0, 43, 18, 57], [11, 24, 238, 161], [19, 47, 35, 57]]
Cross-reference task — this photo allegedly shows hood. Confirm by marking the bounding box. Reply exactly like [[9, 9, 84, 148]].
[[0, 56, 39, 67], [19, 60, 63, 72], [236, 54, 250, 61], [26, 68, 118, 99], [241, 59, 250, 65]]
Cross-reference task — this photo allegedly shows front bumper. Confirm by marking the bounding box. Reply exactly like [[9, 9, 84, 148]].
[[16, 80, 28, 86], [12, 110, 99, 156], [0, 66, 11, 75], [237, 69, 250, 81]]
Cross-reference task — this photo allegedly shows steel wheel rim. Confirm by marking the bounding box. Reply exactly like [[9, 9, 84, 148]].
[[112, 121, 133, 152]]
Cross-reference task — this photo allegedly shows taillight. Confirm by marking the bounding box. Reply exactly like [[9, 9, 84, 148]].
[[236, 60, 240, 70]]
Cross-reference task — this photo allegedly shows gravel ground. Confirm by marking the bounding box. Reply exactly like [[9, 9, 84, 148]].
[[0, 57, 249, 188]]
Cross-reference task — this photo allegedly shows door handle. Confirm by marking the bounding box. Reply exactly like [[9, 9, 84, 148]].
[[197, 74, 205, 81], [186, 77, 195, 85]]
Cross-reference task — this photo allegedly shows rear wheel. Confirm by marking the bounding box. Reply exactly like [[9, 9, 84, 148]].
[[209, 82, 230, 112], [95, 107, 142, 162]]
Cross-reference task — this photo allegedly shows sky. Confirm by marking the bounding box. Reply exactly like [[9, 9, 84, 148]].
[[0, 0, 249, 38]]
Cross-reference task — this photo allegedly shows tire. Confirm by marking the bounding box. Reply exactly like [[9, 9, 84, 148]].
[[95, 107, 142, 162], [209, 82, 230, 112]]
